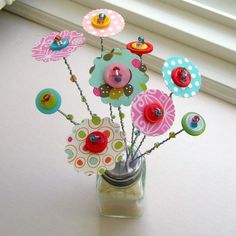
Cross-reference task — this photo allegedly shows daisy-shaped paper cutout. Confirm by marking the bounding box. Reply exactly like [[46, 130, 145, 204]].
[[65, 116, 125, 176], [82, 9, 125, 37], [131, 89, 175, 136], [181, 112, 206, 136], [162, 56, 201, 98], [32, 30, 85, 62], [126, 36, 153, 56], [35, 88, 61, 115], [89, 48, 149, 107]]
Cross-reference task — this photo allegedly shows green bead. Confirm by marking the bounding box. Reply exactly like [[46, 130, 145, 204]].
[[112, 115, 116, 119], [81, 97, 86, 102], [119, 113, 125, 119], [169, 132, 176, 138], [154, 142, 160, 148], [134, 130, 140, 136], [66, 114, 74, 121]]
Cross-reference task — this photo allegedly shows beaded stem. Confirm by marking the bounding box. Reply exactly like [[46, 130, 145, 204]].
[[63, 57, 93, 118], [132, 135, 146, 159], [131, 129, 184, 162], [57, 109, 78, 125], [118, 106, 128, 157], [109, 103, 114, 123]]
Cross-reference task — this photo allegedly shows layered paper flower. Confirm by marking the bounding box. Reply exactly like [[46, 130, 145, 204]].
[[82, 9, 125, 37], [89, 48, 149, 107], [162, 56, 201, 98], [32, 30, 85, 62], [65, 116, 125, 176], [131, 89, 175, 136], [35, 88, 61, 114], [182, 112, 206, 136]]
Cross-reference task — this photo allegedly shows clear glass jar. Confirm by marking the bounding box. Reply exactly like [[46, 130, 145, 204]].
[[96, 148, 146, 218]]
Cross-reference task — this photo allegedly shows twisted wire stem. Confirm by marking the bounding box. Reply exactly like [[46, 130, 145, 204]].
[[169, 92, 173, 98], [63, 57, 72, 75], [132, 135, 146, 159], [128, 133, 139, 158], [118, 106, 128, 157], [131, 129, 184, 162], [109, 103, 114, 122], [63, 57, 93, 118], [131, 124, 135, 145], [57, 109, 78, 125]]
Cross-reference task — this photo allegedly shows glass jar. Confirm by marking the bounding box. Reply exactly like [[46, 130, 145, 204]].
[[96, 148, 146, 218]]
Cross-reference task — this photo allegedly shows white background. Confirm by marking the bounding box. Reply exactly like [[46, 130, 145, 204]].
[[0, 11, 236, 236]]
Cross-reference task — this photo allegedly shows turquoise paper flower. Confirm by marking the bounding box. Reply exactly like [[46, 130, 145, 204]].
[[162, 56, 201, 98], [89, 48, 149, 107]]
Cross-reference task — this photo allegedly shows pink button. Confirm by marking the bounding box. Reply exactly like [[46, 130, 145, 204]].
[[104, 62, 131, 89]]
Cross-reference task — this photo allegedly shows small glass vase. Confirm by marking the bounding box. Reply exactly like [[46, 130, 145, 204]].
[[96, 148, 146, 218]]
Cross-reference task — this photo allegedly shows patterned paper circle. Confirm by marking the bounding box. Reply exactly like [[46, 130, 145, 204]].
[[162, 56, 201, 97], [32, 30, 85, 62], [82, 9, 125, 37], [181, 112, 206, 136], [65, 117, 125, 176], [131, 89, 175, 136], [89, 48, 149, 107]]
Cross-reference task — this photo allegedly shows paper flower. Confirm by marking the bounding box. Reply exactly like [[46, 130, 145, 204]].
[[181, 112, 206, 136], [35, 88, 61, 114], [32, 30, 85, 62], [89, 48, 149, 107], [82, 9, 125, 37], [126, 36, 153, 56], [162, 56, 201, 98], [131, 89, 175, 136], [65, 116, 125, 176]]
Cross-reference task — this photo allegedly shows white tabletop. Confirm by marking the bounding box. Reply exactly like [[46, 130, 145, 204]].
[[0, 11, 236, 236]]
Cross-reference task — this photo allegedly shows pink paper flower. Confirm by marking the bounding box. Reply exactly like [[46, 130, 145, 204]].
[[131, 89, 175, 136], [32, 30, 85, 62], [82, 9, 125, 37]]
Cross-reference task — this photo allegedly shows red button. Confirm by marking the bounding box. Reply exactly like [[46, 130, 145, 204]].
[[144, 103, 164, 123], [171, 67, 191, 87], [104, 62, 131, 89], [84, 131, 108, 153]]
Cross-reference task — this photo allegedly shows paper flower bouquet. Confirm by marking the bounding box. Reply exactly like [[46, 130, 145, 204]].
[[34, 9, 206, 218]]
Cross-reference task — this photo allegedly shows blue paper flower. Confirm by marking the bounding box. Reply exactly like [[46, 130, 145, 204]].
[[89, 48, 149, 107], [162, 56, 201, 98]]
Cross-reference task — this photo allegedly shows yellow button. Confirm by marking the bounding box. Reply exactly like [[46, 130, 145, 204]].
[[40, 93, 57, 109], [131, 42, 148, 50], [91, 14, 110, 29]]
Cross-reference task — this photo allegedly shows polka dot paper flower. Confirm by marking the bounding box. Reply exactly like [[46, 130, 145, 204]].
[[32, 30, 85, 62], [65, 116, 125, 176], [89, 48, 149, 107], [131, 89, 175, 136], [82, 9, 125, 37], [162, 56, 201, 98]]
